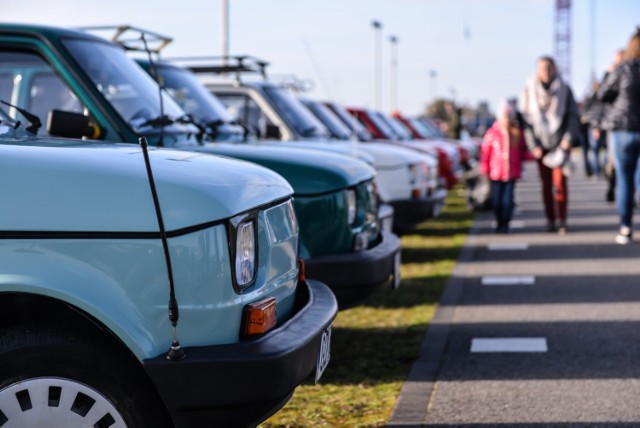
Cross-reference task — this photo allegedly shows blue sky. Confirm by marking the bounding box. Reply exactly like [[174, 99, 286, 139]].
[[5, 0, 640, 115]]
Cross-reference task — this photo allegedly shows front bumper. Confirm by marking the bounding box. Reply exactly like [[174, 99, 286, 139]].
[[378, 203, 395, 233], [390, 188, 448, 231], [143, 279, 338, 428], [305, 230, 402, 309]]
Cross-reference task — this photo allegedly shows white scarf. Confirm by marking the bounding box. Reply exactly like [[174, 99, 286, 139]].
[[523, 75, 569, 148]]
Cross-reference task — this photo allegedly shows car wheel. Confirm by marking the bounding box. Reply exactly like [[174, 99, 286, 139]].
[[0, 325, 173, 428]]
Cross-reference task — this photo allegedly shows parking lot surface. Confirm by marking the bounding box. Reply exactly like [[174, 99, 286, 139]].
[[390, 157, 640, 427]]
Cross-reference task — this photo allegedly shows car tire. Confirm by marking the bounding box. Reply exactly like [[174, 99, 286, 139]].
[[0, 324, 173, 428]]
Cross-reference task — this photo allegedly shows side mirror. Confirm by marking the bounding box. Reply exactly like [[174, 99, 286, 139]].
[[264, 123, 281, 140], [47, 109, 102, 139]]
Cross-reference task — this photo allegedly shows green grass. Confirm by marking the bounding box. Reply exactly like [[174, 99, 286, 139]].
[[260, 188, 473, 428]]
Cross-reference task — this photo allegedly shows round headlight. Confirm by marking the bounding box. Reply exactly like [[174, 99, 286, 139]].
[[346, 189, 357, 225]]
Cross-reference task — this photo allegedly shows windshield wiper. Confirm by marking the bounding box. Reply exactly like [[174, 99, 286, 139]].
[[0, 100, 42, 135], [140, 115, 176, 128]]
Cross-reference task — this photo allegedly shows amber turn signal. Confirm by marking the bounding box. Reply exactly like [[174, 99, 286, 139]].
[[411, 188, 422, 199], [298, 258, 306, 282], [241, 297, 277, 338]]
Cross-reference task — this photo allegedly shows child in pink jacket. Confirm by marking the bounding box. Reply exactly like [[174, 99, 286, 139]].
[[480, 101, 530, 233]]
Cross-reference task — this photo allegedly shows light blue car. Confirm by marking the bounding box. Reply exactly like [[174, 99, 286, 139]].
[[0, 109, 336, 427]]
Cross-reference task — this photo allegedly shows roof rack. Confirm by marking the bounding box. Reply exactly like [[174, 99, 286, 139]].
[[168, 55, 270, 82], [79, 25, 173, 54], [270, 74, 315, 94]]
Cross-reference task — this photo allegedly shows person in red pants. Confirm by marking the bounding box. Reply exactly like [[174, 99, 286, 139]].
[[521, 56, 581, 234]]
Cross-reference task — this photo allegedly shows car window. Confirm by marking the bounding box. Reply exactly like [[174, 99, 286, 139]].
[[0, 50, 87, 136], [62, 38, 197, 136], [302, 99, 351, 140], [262, 85, 330, 139], [0, 73, 14, 105], [326, 103, 372, 141], [217, 93, 274, 138], [28, 73, 83, 122]]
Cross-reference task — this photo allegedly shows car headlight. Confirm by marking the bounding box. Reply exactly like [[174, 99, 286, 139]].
[[229, 213, 258, 291], [346, 189, 357, 225], [408, 164, 419, 185]]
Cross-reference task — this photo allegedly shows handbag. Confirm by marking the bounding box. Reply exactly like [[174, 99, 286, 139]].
[[470, 174, 492, 210], [542, 147, 570, 169]]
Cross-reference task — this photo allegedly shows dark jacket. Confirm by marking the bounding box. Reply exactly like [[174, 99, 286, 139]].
[[597, 59, 640, 131], [581, 74, 610, 129]]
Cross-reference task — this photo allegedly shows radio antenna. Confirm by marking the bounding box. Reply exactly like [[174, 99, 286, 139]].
[[139, 136, 185, 360], [140, 32, 166, 147]]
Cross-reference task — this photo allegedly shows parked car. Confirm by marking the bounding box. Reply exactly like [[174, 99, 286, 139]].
[[0, 108, 337, 427], [347, 106, 462, 189], [392, 111, 479, 171], [0, 24, 400, 308], [301, 97, 446, 226], [178, 55, 441, 230]]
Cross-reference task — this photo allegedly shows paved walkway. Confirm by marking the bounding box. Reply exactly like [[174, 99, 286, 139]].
[[389, 158, 640, 427]]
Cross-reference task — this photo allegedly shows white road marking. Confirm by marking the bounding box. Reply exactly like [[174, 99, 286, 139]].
[[481, 276, 536, 286], [471, 338, 548, 353], [487, 243, 530, 251], [491, 220, 525, 229]]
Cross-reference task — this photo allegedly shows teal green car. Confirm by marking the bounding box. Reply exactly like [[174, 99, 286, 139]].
[[0, 108, 337, 426], [0, 24, 401, 308]]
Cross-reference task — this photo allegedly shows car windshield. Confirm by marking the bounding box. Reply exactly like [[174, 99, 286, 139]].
[[327, 103, 371, 141], [302, 99, 351, 140], [154, 65, 244, 141], [420, 118, 446, 138], [384, 115, 413, 140], [261, 85, 330, 139], [408, 118, 434, 138], [62, 38, 198, 135], [369, 111, 399, 139], [156, 65, 232, 124]]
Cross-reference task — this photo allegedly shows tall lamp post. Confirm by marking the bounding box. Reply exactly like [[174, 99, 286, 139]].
[[429, 69, 438, 102], [372, 20, 383, 110], [221, 0, 229, 65], [389, 35, 399, 112]]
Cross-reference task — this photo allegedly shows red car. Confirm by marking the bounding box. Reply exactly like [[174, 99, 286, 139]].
[[345, 106, 461, 189]]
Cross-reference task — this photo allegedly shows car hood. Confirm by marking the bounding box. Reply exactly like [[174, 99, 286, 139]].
[[356, 142, 436, 169], [0, 137, 293, 232], [266, 140, 376, 165], [192, 142, 375, 196]]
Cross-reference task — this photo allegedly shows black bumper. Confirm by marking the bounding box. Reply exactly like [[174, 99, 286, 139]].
[[305, 230, 402, 309], [390, 188, 447, 231], [143, 279, 337, 428]]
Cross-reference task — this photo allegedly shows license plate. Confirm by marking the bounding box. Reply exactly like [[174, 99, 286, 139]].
[[315, 325, 332, 384], [392, 251, 401, 289], [382, 216, 393, 233]]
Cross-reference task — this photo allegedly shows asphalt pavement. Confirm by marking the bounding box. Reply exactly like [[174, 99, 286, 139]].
[[389, 155, 640, 427]]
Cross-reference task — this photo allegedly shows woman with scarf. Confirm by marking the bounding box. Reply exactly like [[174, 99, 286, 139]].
[[597, 28, 640, 245], [521, 56, 581, 235]]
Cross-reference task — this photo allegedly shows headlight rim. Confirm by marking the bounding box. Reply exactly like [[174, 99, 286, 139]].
[[228, 210, 259, 293], [346, 188, 357, 225]]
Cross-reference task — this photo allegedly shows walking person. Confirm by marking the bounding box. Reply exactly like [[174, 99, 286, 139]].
[[521, 56, 581, 235], [583, 49, 625, 202], [597, 29, 640, 244], [479, 101, 529, 234]]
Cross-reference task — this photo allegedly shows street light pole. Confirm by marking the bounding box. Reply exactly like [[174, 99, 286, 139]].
[[221, 0, 229, 65], [389, 35, 398, 112], [429, 69, 437, 102], [372, 20, 382, 110]]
